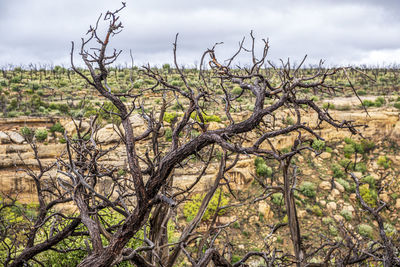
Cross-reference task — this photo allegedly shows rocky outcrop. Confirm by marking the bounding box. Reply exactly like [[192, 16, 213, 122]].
[[1, 106, 400, 204], [7, 131, 25, 144]]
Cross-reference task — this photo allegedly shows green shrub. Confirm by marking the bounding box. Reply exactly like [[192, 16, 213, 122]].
[[232, 86, 243, 95], [332, 164, 345, 178], [336, 178, 351, 191], [271, 193, 284, 206], [35, 129, 48, 142], [362, 100, 375, 107], [312, 205, 322, 216], [376, 96, 385, 105], [171, 102, 181, 111], [358, 224, 373, 238], [20, 126, 34, 141], [343, 144, 355, 158], [254, 157, 272, 177], [384, 223, 397, 237], [50, 122, 65, 134], [49, 103, 58, 110], [329, 225, 338, 236], [232, 221, 240, 229], [340, 209, 352, 221], [299, 181, 317, 198], [231, 255, 241, 264], [190, 111, 221, 123], [312, 139, 325, 152], [183, 189, 229, 222], [344, 137, 353, 145], [357, 90, 366, 96], [322, 217, 334, 225], [57, 103, 70, 114], [285, 116, 294, 125], [394, 102, 400, 109], [354, 162, 367, 173], [254, 157, 265, 167], [164, 128, 172, 141], [117, 169, 127, 177], [360, 139, 375, 153], [20, 126, 33, 137], [163, 112, 179, 123], [361, 175, 376, 189], [359, 184, 377, 207], [377, 156, 391, 169], [256, 164, 272, 177], [322, 102, 335, 110]]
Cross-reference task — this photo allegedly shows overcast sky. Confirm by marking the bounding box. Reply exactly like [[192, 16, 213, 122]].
[[1, 0, 400, 68]]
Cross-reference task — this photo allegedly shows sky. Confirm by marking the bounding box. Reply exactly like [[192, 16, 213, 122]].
[[1, 0, 400, 68]]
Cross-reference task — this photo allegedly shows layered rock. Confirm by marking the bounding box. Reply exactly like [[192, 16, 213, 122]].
[[0, 106, 399, 204]]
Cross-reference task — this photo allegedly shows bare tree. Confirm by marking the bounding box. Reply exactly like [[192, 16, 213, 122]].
[[65, 4, 364, 266], [2, 129, 79, 267], [4, 3, 397, 267]]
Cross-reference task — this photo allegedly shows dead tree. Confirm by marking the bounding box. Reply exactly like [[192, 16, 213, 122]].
[[65, 4, 367, 266], [2, 3, 388, 267], [2, 130, 79, 267]]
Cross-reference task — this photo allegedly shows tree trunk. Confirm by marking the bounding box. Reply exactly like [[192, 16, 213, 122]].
[[283, 160, 304, 266]]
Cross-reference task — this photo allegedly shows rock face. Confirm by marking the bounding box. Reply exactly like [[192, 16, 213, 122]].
[[0, 131, 11, 144], [7, 131, 25, 144], [64, 121, 90, 134], [1, 107, 400, 204], [96, 124, 121, 144]]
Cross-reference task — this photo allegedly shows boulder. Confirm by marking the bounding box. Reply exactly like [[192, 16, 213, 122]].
[[218, 216, 236, 224], [334, 181, 345, 193], [64, 121, 90, 134], [297, 209, 307, 218], [258, 202, 274, 220], [319, 181, 331, 191], [327, 202, 337, 212], [379, 193, 390, 203], [320, 152, 331, 159], [96, 125, 120, 144], [395, 199, 400, 209], [333, 214, 344, 222], [342, 205, 355, 213], [8, 131, 25, 144], [331, 189, 340, 197], [0, 131, 11, 144]]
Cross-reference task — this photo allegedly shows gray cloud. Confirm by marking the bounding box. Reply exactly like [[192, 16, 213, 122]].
[[1, 0, 400, 67]]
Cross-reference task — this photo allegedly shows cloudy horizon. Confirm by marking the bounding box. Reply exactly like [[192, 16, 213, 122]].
[[1, 0, 400, 68]]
